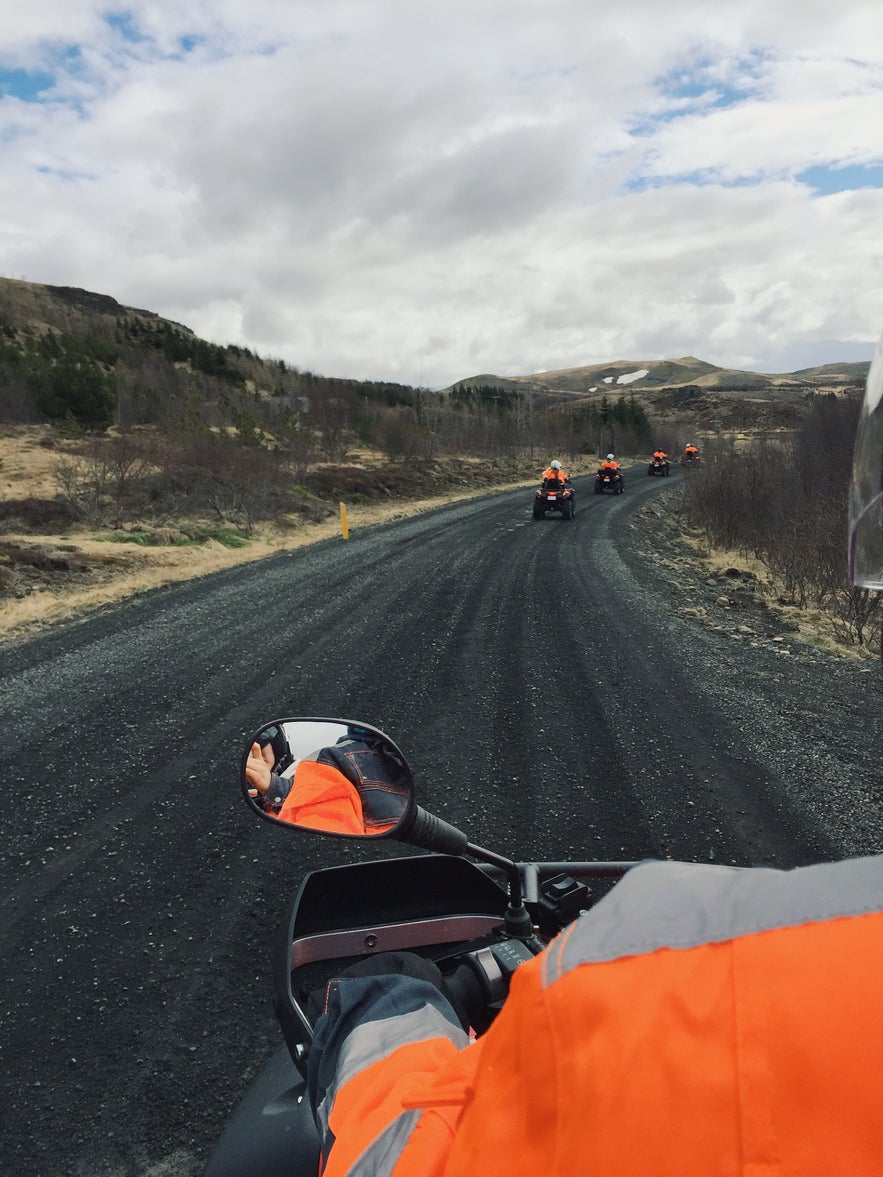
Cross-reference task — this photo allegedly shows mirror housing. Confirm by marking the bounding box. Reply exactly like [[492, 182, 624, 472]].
[[241, 718, 416, 839], [241, 716, 531, 938]]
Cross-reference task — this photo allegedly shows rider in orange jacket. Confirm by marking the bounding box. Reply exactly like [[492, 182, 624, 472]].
[[542, 459, 568, 483], [307, 855, 883, 1176], [245, 735, 408, 835], [246, 744, 366, 834]]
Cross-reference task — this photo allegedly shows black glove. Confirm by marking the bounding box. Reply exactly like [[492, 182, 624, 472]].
[[306, 951, 469, 1029]]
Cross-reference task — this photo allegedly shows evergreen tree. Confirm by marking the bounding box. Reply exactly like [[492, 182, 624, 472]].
[[31, 353, 116, 429]]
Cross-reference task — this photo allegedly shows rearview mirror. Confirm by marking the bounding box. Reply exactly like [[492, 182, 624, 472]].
[[240, 718, 415, 839]]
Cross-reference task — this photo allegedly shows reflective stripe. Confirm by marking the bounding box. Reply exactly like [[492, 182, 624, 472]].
[[347, 1109, 421, 1177], [544, 855, 883, 986], [316, 1003, 467, 1141]]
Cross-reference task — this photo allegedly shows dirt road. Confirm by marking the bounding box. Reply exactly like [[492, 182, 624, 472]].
[[0, 467, 879, 1175]]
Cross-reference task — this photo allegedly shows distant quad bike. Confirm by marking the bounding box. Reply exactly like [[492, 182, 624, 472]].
[[594, 469, 624, 495], [680, 451, 702, 467], [647, 458, 670, 476], [533, 479, 576, 520]]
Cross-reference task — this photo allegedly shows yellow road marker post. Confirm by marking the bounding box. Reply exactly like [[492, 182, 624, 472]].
[[340, 502, 349, 539]]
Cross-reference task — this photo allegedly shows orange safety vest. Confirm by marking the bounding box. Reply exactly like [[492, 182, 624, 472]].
[[313, 855, 883, 1177], [653, 451, 667, 459], [600, 460, 619, 471], [278, 760, 365, 834], [542, 468, 567, 482]]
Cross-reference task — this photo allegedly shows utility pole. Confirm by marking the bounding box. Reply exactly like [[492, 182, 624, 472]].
[[528, 382, 536, 461]]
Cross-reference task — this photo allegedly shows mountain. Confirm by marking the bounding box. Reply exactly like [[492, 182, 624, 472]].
[[446, 354, 869, 396], [446, 354, 869, 436], [788, 361, 872, 382]]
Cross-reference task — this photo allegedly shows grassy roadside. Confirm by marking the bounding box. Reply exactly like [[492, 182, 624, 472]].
[[0, 428, 602, 643], [627, 488, 879, 663]]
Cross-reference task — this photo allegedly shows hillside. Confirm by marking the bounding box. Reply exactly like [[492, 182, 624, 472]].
[[1, 275, 870, 512], [0, 279, 555, 638], [449, 354, 870, 395], [0, 277, 420, 430], [447, 354, 869, 438], [1, 277, 868, 443]]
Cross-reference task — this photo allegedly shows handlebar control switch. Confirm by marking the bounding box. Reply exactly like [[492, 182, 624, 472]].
[[537, 874, 591, 937], [477, 939, 537, 1000], [447, 938, 538, 1035], [475, 939, 536, 1001]]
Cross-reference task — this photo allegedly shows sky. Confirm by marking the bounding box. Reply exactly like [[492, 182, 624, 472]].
[[2, 2, 883, 388]]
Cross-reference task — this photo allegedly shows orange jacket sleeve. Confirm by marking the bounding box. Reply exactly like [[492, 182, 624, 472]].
[[307, 974, 473, 1176], [278, 760, 365, 834], [446, 855, 883, 1176]]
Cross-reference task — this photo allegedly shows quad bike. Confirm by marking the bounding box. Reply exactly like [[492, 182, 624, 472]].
[[647, 458, 670, 476], [594, 469, 624, 495], [533, 479, 576, 519]]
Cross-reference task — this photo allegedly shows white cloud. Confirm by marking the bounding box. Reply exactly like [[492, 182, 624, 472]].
[[640, 89, 883, 183], [1, 1, 882, 385]]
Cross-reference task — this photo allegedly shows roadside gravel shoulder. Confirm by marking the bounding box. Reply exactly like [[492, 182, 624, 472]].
[[618, 482, 882, 858]]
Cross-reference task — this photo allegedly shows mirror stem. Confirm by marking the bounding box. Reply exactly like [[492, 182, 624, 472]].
[[465, 842, 533, 938], [402, 814, 534, 939]]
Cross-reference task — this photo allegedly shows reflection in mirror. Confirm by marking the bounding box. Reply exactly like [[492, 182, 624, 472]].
[[242, 719, 414, 838]]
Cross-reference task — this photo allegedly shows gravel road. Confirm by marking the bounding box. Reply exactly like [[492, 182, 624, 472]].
[[0, 466, 879, 1176]]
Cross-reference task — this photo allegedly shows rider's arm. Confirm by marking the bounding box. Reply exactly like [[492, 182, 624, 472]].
[[306, 858, 883, 1176], [307, 972, 470, 1176], [264, 772, 292, 810]]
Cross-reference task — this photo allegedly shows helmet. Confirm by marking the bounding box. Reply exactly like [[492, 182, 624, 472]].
[[607, 453, 615, 461], [849, 331, 883, 588], [550, 460, 561, 470], [258, 725, 293, 774]]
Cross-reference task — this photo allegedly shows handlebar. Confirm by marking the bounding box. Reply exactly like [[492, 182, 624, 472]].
[[443, 937, 540, 1034]]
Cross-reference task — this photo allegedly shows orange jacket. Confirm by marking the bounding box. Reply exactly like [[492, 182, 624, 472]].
[[600, 460, 620, 471], [542, 467, 568, 482], [278, 760, 365, 834], [309, 855, 883, 1176], [685, 445, 698, 455], [653, 451, 667, 459]]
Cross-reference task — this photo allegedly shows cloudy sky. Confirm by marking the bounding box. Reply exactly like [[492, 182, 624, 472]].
[[2, 2, 883, 387]]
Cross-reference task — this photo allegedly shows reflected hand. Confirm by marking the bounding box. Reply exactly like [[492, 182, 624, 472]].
[[245, 742, 272, 797]]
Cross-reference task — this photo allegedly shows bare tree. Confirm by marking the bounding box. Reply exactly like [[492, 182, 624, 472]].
[[681, 396, 878, 648], [310, 396, 351, 462], [57, 431, 152, 527]]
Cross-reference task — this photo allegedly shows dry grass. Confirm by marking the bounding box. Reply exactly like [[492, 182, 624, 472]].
[[679, 533, 769, 581], [2, 426, 574, 643], [0, 424, 69, 497]]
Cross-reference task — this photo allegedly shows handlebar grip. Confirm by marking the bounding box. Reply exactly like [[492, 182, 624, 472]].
[[444, 961, 495, 1035]]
